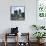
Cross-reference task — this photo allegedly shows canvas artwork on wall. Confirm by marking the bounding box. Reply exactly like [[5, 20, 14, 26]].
[[37, 0, 46, 18], [36, 0, 46, 26], [10, 6, 25, 20]]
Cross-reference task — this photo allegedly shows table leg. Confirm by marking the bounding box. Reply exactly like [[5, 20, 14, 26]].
[[4, 34, 7, 46]]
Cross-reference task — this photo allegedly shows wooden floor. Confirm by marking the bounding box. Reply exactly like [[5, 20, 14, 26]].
[[0, 42, 46, 46]]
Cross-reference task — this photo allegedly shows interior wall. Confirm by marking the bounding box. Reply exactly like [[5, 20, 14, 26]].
[[0, 0, 36, 42]]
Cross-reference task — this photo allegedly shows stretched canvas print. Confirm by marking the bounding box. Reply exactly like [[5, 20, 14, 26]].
[[36, 0, 46, 26], [10, 6, 25, 20], [37, 0, 46, 19]]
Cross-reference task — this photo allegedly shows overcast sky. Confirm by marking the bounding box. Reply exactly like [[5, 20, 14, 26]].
[[11, 6, 24, 14]]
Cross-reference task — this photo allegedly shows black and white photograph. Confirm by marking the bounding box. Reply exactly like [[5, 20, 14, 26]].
[[10, 6, 25, 20]]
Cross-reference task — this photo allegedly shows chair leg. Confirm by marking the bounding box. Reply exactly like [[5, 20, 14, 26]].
[[5, 41, 7, 46]]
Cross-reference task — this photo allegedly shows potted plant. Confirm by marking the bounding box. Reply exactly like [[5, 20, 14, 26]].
[[32, 24, 45, 30], [33, 32, 46, 43]]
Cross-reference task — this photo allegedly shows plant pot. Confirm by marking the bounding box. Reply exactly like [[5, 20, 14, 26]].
[[37, 39, 40, 43], [37, 39, 44, 44]]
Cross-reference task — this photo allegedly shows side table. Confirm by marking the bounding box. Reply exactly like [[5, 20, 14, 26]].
[[4, 33, 18, 46]]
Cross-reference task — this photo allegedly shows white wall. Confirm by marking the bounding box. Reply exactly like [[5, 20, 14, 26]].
[[0, 0, 36, 42]]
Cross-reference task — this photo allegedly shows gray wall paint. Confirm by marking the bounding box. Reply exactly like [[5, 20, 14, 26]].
[[0, 0, 36, 42]]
